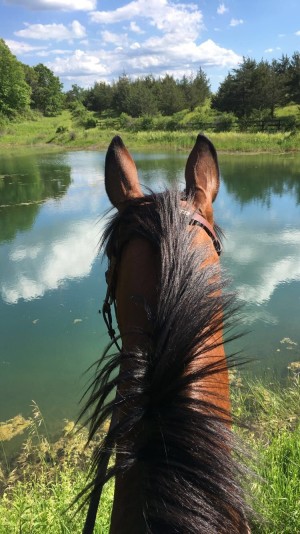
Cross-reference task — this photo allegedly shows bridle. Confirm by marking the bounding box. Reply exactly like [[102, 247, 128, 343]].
[[182, 209, 222, 257], [102, 208, 222, 353]]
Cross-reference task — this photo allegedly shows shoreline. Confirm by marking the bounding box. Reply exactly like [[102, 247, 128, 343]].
[[1, 139, 300, 155]]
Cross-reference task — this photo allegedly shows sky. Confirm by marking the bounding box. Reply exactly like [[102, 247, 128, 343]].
[[1, 0, 300, 92]]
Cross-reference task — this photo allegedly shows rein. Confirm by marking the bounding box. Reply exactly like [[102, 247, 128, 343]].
[[102, 255, 122, 352]]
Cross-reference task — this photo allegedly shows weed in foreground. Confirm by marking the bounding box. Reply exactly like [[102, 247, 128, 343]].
[[1, 373, 299, 533]]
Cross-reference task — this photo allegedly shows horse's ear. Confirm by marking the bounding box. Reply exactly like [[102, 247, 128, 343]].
[[105, 136, 143, 210], [185, 134, 220, 223]]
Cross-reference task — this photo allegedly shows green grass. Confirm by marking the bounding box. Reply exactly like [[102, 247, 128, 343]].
[[0, 409, 113, 534], [1, 110, 300, 153], [232, 373, 300, 533], [1, 375, 299, 533]]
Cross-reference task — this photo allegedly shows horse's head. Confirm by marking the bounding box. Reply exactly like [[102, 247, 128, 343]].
[[103, 134, 222, 352]]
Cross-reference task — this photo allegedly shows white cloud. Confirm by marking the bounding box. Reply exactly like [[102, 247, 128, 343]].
[[129, 21, 144, 34], [101, 30, 127, 46], [90, 0, 203, 40], [230, 18, 244, 27], [4, 0, 96, 10], [295, 30, 300, 36], [36, 48, 73, 57], [5, 39, 48, 55], [47, 49, 110, 77], [15, 20, 86, 41], [48, 37, 241, 83], [264, 47, 281, 53], [217, 3, 228, 15]]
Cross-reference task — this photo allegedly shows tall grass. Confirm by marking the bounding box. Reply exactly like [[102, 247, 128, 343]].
[[1, 374, 299, 532], [0, 110, 300, 152], [0, 407, 113, 533], [232, 372, 300, 533]]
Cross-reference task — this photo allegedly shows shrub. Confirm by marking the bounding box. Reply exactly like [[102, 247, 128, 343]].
[[84, 117, 97, 129], [214, 112, 238, 132], [56, 125, 68, 134]]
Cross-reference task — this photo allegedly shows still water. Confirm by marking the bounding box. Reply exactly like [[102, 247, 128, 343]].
[[0, 148, 299, 436]]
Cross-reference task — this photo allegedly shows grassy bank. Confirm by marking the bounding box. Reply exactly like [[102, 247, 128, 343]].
[[1, 111, 300, 153], [0, 374, 299, 533], [232, 372, 300, 533]]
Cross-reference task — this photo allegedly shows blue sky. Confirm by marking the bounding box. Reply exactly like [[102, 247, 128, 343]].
[[1, 0, 300, 91]]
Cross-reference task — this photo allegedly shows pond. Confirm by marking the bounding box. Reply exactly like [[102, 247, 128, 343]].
[[0, 146, 299, 441]]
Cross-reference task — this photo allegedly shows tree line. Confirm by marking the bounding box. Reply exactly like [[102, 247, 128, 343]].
[[1, 37, 300, 123]]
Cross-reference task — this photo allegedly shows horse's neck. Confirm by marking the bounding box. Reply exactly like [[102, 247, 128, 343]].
[[115, 237, 158, 348], [110, 238, 157, 533], [110, 232, 231, 533], [110, 464, 145, 534]]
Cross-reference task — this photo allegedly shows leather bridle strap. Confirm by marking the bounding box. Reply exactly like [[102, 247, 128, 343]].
[[184, 210, 222, 256]]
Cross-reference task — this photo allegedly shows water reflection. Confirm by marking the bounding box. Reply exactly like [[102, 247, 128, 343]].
[[220, 154, 300, 206], [133, 152, 185, 187], [0, 152, 71, 243], [0, 151, 109, 436], [225, 225, 300, 306], [0, 151, 107, 305]]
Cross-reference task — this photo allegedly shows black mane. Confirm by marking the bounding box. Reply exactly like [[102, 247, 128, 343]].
[[80, 189, 250, 533]]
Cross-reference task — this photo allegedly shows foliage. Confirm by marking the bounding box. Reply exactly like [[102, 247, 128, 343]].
[[84, 82, 113, 113], [24, 63, 64, 116], [212, 58, 275, 118], [65, 84, 87, 107], [287, 52, 300, 105], [0, 39, 31, 117], [213, 112, 237, 132], [180, 69, 211, 111]]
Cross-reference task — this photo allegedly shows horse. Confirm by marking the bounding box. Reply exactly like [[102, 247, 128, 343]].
[[80, 134, 250, 533]]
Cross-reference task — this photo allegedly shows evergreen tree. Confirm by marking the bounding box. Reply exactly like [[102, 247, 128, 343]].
[[271, 55, 290, 105], [84, 82, 113, 112], [212, 57, 285, 118], [157, 75, 185, 115], [186, 68, 211, 111], [287, 52, 300, 104], [211, 73, 238, 115], [112, 74, 131, 115], [126, 79, 158, 117]]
